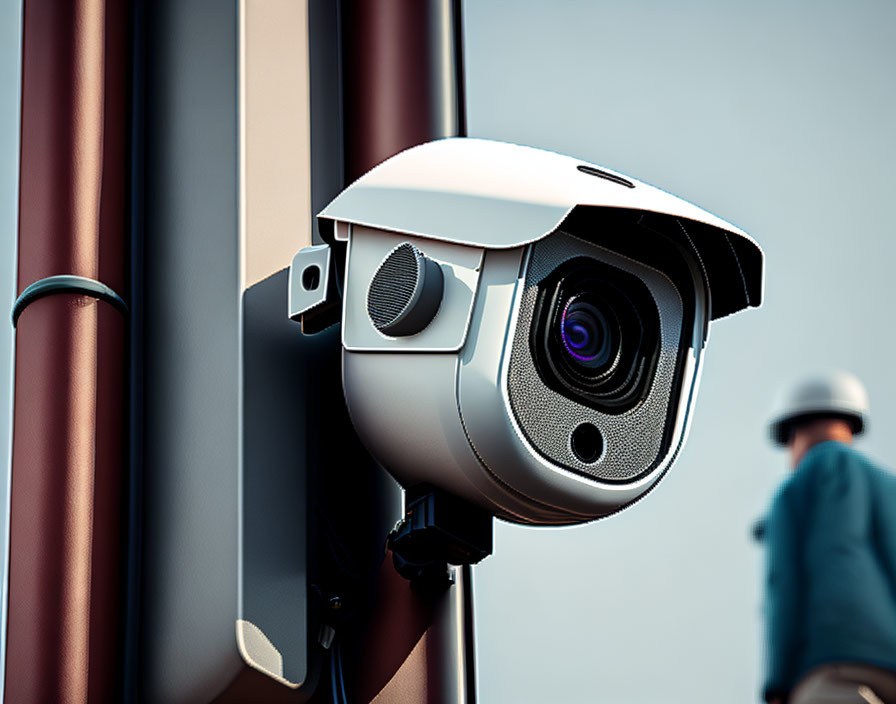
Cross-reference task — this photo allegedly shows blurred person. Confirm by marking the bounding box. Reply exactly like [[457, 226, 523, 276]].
[[761, 372, 896, 704]]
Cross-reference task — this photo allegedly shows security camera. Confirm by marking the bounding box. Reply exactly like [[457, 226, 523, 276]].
[[291, 138, 763, 526]]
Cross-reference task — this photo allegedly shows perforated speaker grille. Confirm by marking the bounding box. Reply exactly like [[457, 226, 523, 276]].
[[367, 243, 420, 329], [507, 232, 686, 482]]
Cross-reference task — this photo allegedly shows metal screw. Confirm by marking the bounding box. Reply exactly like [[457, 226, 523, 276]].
[[329, 596, 343, 611]]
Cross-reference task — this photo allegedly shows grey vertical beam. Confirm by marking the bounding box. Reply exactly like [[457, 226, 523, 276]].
[[141, 1, 244, 698], [0, 2, 23, 702], [141, 1, 318, 700], [308, 0, 344, 240]]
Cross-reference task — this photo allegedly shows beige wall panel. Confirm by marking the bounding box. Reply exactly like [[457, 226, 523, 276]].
[[241, 0, 312, 290]]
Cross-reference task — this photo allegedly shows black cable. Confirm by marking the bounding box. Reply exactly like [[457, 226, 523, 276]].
[[329, 641, 340, 704], [329, 638, 350, 704], [336, 639, 349, 703]]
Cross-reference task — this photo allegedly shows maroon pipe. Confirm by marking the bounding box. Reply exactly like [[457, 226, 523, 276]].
[[6, 1, 128, 701], [342, 0, 465, 183], [340, 1, 468, 701]]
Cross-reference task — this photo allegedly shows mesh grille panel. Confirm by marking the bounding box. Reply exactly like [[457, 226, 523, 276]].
[[367, 243, 420, 328], [507, 232, 686, 482]]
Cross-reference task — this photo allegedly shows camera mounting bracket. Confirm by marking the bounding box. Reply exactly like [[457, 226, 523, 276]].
[[288, 244, 343, 334], [387, 486, 493, 593]]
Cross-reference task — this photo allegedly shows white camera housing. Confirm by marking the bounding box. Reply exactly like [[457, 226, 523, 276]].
[[297, 138, 763, 525]]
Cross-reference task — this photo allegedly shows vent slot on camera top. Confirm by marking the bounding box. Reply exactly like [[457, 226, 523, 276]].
[[576, 164, 635, 189]]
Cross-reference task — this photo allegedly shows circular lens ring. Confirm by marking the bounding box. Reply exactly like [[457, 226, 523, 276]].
[[533, 258, 661, 414], [554, 292, 623, 384], [558, 286, 646, 397]]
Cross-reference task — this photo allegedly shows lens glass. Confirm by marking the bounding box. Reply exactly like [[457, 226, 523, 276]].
[[531, 257, 661, 414], [560, 298, 614, 368]]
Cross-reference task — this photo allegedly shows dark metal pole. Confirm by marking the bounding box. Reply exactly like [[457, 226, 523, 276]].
[[337, 2, 474, 702], [342, 0, 466, 183], [123, 0, 146, 699]]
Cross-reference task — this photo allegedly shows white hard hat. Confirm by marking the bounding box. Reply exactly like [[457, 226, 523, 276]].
[[768, 371, 869, 446]]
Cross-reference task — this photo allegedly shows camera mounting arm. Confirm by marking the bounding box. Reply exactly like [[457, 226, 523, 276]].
[[387, 486, 493, 594]]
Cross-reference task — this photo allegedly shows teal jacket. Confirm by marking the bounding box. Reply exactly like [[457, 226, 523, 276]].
[[763, 442, 896, 701]]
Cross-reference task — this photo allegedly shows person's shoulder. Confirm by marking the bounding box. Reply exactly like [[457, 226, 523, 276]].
[[795, 441, 879, 489], [767, 444, 882, 518]]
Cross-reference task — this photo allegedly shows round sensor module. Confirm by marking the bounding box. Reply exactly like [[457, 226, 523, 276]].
[[367, 243, 444, 337], [571, 422, 604, 463]]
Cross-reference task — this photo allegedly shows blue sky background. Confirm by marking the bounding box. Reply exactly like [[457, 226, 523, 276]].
[[464, 2, 896, 702]]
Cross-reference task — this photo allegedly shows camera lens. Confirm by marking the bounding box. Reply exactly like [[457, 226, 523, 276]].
[[560, 298, 615, 369], [531, 257, 660, 414]]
